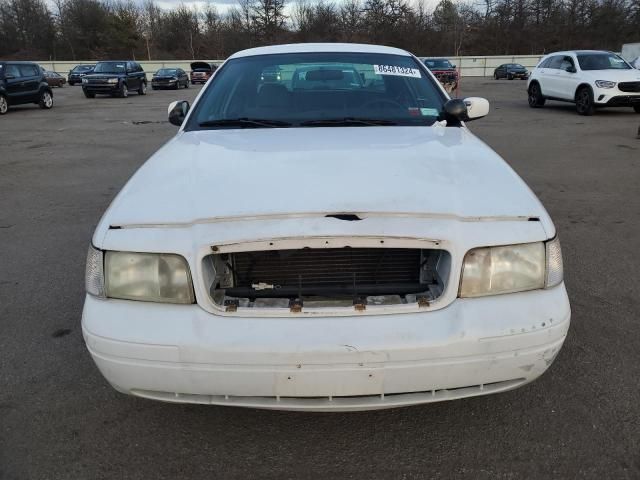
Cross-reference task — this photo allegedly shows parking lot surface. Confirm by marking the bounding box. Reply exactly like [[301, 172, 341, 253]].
[[1, 79, 639, 479]]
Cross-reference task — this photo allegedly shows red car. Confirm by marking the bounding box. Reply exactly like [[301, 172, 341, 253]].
[[421, 58, 459, 92], [190, 62, 217, 84]]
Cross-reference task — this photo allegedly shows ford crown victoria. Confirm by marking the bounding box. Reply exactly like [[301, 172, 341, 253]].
[[83, 43, 570, 411]]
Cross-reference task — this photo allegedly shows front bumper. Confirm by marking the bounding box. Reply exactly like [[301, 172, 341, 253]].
[[594, 88, 640, 107], [82, 284, 570, 411], [152, 80, 178, 88], [602, 95, 640, 107], [82, 83, 119, 94]]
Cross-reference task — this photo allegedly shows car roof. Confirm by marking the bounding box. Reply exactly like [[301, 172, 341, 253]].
[[229, 43, 411, 59], [544, 50, 615, 56]]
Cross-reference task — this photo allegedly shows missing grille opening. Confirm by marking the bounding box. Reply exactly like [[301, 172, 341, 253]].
[[204, 246, 450, 311]]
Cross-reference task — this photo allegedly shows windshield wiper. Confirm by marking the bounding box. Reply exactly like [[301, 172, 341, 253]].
[[299, 118, 397, 127], [198, 118, 292, 128]]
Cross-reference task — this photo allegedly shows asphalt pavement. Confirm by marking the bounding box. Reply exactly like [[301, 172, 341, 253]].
[[1, 78, 639, 479]]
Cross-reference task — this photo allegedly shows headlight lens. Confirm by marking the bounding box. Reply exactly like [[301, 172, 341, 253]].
[[459, 242, 546, 297], [595, 80, 616, 88], [459, 239, 564, 297], [82, 78, 88, 83], [104, 251, 194, 304], [107, 78, 118, 84], [85, 245, 105, 297]]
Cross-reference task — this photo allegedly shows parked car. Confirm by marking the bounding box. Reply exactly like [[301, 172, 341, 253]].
[[82, 60, 147, 98], [494, 63, 529, 80], [83, 43, 569, 412], [44, 70, 67, 87], [420, 58, 459, 92], [68, 64, 95, 85], [152, 68, 189, 90], [260, 66, 282, 83], [190, 61, 216, 84], [528, 50, 640, 115], [0, 61, 53, 115]]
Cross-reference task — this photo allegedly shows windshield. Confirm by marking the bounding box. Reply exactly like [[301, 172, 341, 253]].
[[511, 64, 525, 69], [188, 52, 445, 130], [93, 62, 126, 74], [423, 59, 453, 69], [157, 69, 177, 76], [577, 53, 630, 71], [73, 65, 93, 72]]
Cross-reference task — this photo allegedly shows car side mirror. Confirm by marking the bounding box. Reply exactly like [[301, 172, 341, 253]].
[[451, 64, 457, 69], [443, 99, 468, 122], [168, 100, 190, 126], [464, 97, 490, 121], [566, 66, 576, 73]]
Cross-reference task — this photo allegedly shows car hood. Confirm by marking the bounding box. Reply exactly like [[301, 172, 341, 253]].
[[581, 69, 640, 81], [101, 126, 553, 233]]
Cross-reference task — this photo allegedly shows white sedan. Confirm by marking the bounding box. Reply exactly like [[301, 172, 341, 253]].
[[83, 43, 570, 411]]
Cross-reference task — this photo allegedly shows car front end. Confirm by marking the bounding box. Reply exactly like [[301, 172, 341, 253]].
[[152, 75, 179, 89], [82, 45, 570, 411], [69, 67, 93, 85], [508, 67, 529, 79], [591, 78, 640, 108], [82, 75, 123, 95], [82, 133, 570, 411], [84, 225, 568, 411]]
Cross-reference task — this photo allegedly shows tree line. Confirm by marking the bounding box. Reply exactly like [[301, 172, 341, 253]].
[[1, 0, 638, 61]]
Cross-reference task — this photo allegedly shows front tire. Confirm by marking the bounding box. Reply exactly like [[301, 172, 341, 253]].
[[528, 83, 545, 108], [0, 94, 8, 115], [120, 83, 129, 98], [633, 105, 640, 113], [575, 87, 594, 116], [84, 90, 95, 98], [39, 90, 53, 109], [137, 81, 146, 95], [508, 73, 514, 80], [494, 72, 498, 80]]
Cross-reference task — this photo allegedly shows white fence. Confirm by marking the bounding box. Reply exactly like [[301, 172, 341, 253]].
[[37, 55, 544, 79]]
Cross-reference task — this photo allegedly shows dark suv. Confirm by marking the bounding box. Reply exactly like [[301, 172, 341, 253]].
[[82, 61, 147, 98], [0, 61, 53, 115], [68, 64, 95, 85]]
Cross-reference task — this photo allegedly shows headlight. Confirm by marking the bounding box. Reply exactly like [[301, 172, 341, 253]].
[[459, 239, 562, 297], [107, 78, 118, 84], [82, 78, 88, 83], [104, 251, 194, 303], [595, 80, 616, 88]]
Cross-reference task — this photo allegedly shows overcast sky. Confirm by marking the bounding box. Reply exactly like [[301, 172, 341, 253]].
[[151, 0, 442, 15]]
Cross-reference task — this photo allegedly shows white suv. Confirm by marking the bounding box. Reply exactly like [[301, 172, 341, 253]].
[[527, 50, 640, 115]]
